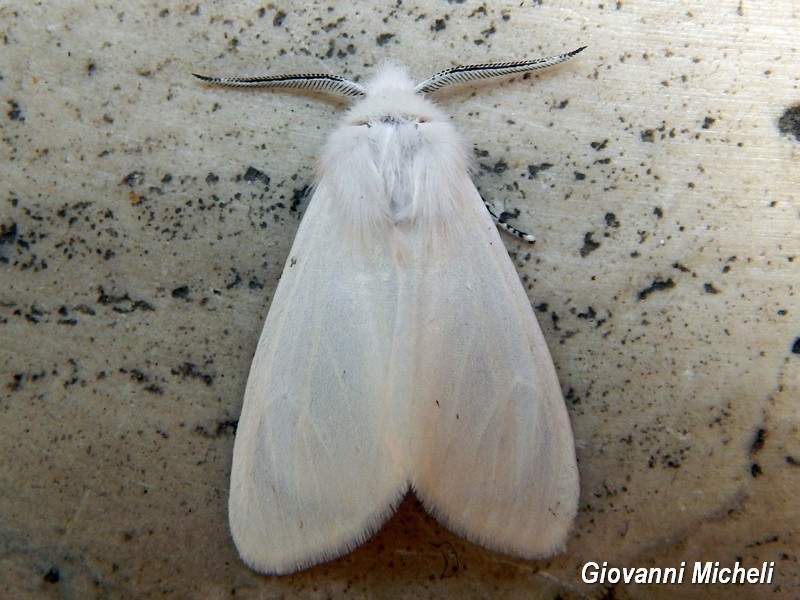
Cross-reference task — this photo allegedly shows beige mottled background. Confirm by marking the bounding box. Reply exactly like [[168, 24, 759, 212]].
[[1, 1, 798, 598]]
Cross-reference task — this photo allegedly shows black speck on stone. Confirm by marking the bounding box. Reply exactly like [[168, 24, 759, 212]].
[[579, 232, 600, 257], [604, 212, 620, 228], [493, 161, 508, 174], [205, 172, 219, 184], [43, 567, 60, 584], [0, 222, 17, 244], [791, 337, 800, 354], [10, 373, 23, 391], [703, 282, 720, 294], [243, 166, 270, 189], [97, 286, 154, 313], [97, 286, 122, 305], [565, 387, 579, 405], [226, 270, 242, 290], [124, 368, 148, 383], [574, 172, 586, 181], [640, 129, 655, 143], [527, 162, 552, 179], [120, 171, 145, 187], [172, 362, 214, 386], [653, 206, 663, 218], [172, 285, 190, 299], [432, 18, 446, 31], [750, 428, 766, 453], [750, 463, 762, 477], [673, 262, 690, 273], [74, 304, 96, 316], [196, 419, 239, 438], [273, 10, 287, 26], [217, 419, 238, 436], [701, 116, 716, 129], [132, 299, 154, 312], [291, 185, 310, 212], [638, 278, 675, 300], [7, 100, 24, 122], [376, 33, 394, 46], [778, 105, 800, 143], [591, 139, 608, 151]]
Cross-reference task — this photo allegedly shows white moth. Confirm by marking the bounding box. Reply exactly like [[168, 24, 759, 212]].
[[195, 47, 583, 575]]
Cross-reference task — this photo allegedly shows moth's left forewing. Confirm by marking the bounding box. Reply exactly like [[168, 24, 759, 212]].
[[229, 185, 409, 575], [405, 178, 579, 560]]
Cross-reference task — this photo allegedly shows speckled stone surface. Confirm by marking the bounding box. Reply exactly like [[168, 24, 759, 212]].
[[1, 1, 798, 598]]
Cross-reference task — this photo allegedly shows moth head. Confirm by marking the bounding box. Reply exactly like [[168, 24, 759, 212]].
[[345, 62, 446, 126]]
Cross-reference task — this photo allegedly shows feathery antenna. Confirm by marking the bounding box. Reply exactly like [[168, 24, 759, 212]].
[[414, 47, 586, 95], [192, 72, 366, 98]]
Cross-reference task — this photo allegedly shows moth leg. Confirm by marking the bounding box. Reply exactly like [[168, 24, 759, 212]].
[[480, 195, 536, 243]]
